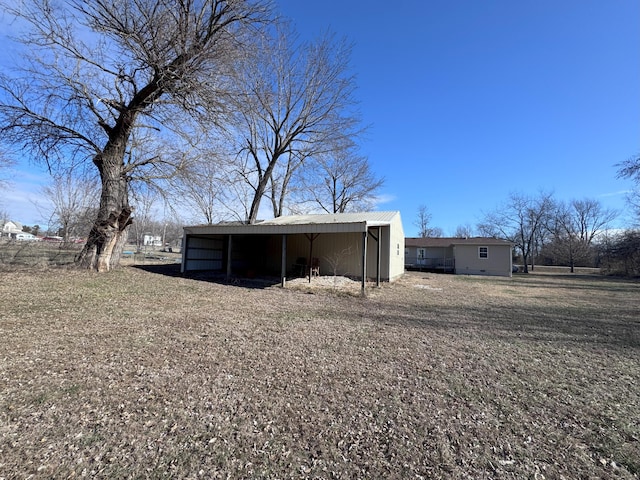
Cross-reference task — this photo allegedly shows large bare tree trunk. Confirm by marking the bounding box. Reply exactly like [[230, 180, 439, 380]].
[[247, 151, 282, 224], [76, 135, 133, 271]]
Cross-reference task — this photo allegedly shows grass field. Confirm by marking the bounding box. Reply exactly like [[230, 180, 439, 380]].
[[0, 265, 638, 479]]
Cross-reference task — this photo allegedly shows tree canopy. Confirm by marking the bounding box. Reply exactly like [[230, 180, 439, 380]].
[[0, 0, 272, 270]]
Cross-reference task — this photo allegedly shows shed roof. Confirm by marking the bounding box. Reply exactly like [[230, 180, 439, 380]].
[[405, 237, 513, 248], [185, 211, 402, 236]]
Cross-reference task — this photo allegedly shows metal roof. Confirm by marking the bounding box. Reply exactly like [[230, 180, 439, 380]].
[[184, 211, 402, 235], [263, 211, 400, 226]]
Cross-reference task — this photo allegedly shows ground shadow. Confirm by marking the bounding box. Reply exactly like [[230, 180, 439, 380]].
[[131, 263, 283, 289], [511, 272, 640, 292], [366, 294, 640, 351]]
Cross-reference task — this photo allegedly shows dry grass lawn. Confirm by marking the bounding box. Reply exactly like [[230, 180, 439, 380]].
[[0, 265, 638, 479]]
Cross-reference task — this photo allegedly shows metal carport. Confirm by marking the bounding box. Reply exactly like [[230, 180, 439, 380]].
[[181, 212, 405, 294]]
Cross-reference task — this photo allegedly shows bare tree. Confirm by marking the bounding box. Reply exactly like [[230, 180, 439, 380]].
[[478, 191, 554, 273], [413, 205, 442, 237], [617, 153, 640, 225], [0, 0, 271, 271], [40, 172, 99, 243], [598, 229, 640, 276], [169, 147, 231, 225], [231, 25, 363, 223], [453, 224, 475, 238], [294, 145, 384, 214], [414, 205, 431, 238], [546, 199, 617, 272], [0, 150, 13, 216], [325, 246, 354, 285], [176, 164, 224, 225], [0, 149, 13, 192], [129, 186, 161, 250], [160, 219, 185, 249], [267, 150, 306, 218]]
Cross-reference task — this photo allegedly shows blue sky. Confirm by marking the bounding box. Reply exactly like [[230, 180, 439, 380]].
[[276, 0, 640, 235], [1, 1, 639, 236]]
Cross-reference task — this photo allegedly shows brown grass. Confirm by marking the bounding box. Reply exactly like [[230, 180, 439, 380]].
[[0, 265, 638, 479]]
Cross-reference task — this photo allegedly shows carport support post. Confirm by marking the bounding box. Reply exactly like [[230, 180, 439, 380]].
[[226, 234, 232, 280], [180, 235, 187, 273], [369, 227, 381, 287], [361, 231, 368, 296], [308, 235, 313, 283], [305, 233, 319, 284], [280, 234, 287, 288], [376, 226, 381, 287]]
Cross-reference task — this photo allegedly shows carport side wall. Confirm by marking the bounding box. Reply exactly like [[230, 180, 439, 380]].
[[388, 215, 405, 281], [181, 235, 225, 272], [180, 233, 365, 277], [285, 232, 364, 279], [181, 234, 287, 276], [262, 230, 399, 281]]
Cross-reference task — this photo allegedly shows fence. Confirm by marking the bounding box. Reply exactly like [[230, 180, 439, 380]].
[[0, 240, 81, 267]]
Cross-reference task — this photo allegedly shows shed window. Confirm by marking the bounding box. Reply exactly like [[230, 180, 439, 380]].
[[479, 246, 488, 259]]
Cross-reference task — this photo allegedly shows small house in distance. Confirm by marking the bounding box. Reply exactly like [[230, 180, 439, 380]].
[[182, 211, 405, 290], [405, 237, 513, 277], [1, 220, 23, 237]]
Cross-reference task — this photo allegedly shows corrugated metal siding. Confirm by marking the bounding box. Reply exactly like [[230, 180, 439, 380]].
[[286, 229, 393, 281], [286, 232, 364, 278], [183, 235, 224, 271]]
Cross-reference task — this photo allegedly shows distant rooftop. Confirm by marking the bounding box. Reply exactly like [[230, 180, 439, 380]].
[[405, 237, 512, 247]]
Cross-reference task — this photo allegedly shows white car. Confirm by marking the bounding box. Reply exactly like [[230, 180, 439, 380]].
[[15, 233, 40, 241]]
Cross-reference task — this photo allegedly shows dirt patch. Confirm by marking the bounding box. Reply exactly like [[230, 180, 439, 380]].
[[0, 268, 638, 478]]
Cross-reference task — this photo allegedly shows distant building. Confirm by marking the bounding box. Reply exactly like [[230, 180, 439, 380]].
[[405, 237, 514, 277], [143, 234, 162, 247], [1, 221, 23, 237]]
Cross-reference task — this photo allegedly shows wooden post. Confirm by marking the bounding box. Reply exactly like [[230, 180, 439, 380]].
[[361, 230, 367, 296], [226, 234, 232, 280], [368, 227, 381, 287], [376, 226, 381, 287], [308, 235, 313, 283], [180, 235, 187, 273], [281, 234, 287, 288], [305, 233, 319, 283]]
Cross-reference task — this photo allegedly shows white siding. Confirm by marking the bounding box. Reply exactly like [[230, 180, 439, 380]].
[[387, 213, 405, 280]]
